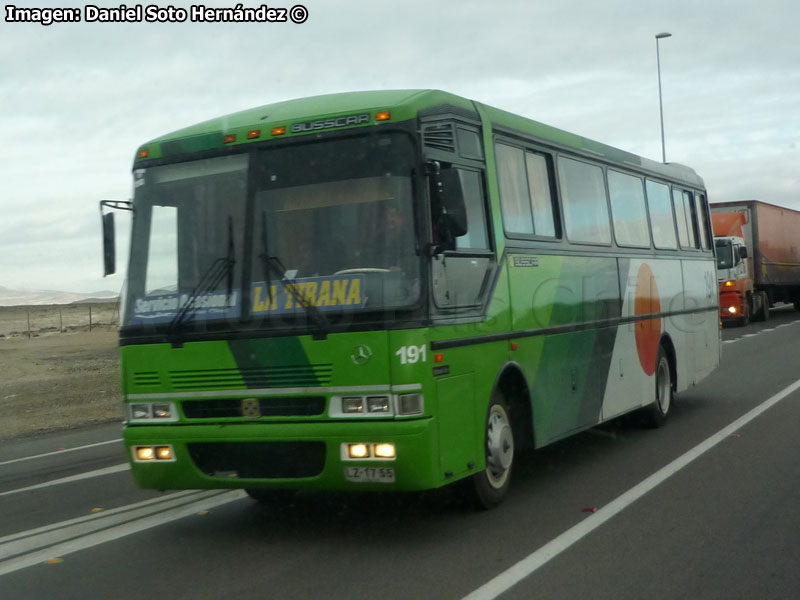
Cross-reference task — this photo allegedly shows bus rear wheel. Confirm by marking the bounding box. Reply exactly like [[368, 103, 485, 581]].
[[641, 346, 672, 428], [469, 393, 514, 509]]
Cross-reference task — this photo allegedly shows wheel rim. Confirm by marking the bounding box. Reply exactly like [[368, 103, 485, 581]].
[[485, 403, 514, 489], [656, 358, 671, 416]]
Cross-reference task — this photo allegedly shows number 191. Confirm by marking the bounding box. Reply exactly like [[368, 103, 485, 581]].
[[395, 344, 427, 364]]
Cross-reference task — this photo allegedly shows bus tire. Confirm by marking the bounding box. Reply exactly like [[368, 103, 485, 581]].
[[641, 346, 672, 428], [469, 392, 514, 509]]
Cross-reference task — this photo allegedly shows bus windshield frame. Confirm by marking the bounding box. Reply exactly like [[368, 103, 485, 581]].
[[121, 129, 427, 339]]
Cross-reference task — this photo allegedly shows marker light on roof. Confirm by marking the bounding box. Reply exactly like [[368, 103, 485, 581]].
[[375, 111, 391, 121], [247, 129, 261, 139], [137, 148, 149, 159], [271, 126, 286, 136], [223, 134, 236, 144]]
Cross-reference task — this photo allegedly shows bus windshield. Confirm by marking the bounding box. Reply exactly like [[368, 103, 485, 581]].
[[122, 132, 419, 330], [250, 133, 419, 327]]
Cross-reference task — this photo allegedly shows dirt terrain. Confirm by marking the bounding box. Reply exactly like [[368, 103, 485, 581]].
[[0, 303, 122, 440]]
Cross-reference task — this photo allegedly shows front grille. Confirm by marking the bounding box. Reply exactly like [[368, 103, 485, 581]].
[[188, 442, 326, 479], [168, 365, 334, 390], [132, 371, 161, 388], [182, 396, 325, 418]]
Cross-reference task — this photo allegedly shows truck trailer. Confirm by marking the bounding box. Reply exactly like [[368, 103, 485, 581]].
[[711, 200, 800, 325]]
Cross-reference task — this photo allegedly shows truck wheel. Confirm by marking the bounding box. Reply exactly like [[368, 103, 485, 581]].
[[469, 393, 514, 509], [640, 346, 672, 428], [759, 291, 770, 321], [738, 302, 750, 327]]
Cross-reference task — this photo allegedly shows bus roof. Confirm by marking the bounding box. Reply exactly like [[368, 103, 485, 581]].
[[136, 88, 704, 187]]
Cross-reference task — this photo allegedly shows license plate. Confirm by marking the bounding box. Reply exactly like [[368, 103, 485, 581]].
[[345, 466, 395, 483]]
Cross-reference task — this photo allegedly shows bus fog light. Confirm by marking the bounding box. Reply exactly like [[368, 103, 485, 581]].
[[373, 443, 395, 459], [398, 393, 423, 415], [367, 395, 390, 413], [347, 443, 370, 459], [342, 396, 364, 413], [155, 446, 174, 460], [135, 446, 156, 461]]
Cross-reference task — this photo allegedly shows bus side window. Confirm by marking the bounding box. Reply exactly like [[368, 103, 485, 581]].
[[645, 179, 678, 250], [524, 152, 557, 237], [495, 143, 533, 235], [454, 169, 489, 250], [494, 142, 557, 238], [682, 190, 699, 248], [695, 193, 710, 250], [557, 156, 611, 245], [608, 170, 650, 248]]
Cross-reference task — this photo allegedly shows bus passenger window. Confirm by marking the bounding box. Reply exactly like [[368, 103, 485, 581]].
[[525, 153, 556, 237], [695, 193, 710, 250], [645, 180, 678, 249], [495, 143, 533, 235], [683, 191, 699, 248], [557, 157, 611, 244], [608, 170, 650, 248]]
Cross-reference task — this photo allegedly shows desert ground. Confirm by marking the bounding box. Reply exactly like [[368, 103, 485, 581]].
[[0, 303, 122, 440]]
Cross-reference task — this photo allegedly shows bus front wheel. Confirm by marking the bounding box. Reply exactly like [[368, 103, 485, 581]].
[[470, 393, 515, 509]]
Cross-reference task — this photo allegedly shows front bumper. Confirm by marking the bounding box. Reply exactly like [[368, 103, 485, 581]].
[[124, 418, 439, 492]]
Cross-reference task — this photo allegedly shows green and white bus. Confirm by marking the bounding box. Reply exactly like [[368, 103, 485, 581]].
[[102, 89, 720, 508]]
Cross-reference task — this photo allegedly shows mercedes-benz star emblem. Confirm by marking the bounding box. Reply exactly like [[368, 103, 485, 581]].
[[351, 344, 373, 365]]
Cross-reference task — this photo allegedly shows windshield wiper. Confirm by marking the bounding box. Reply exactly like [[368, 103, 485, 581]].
[[259, 211, 328, 339], [168, 216, 236, 338]]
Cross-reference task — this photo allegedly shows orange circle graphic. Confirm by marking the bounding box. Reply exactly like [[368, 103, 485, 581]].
[[634, 263, 661, 376]]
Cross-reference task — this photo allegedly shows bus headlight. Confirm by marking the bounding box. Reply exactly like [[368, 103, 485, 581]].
[[127, 402, 179, 422], [342, 397, 364, 414], [728, 306, 737, 314], [397, 393, 423, 415]]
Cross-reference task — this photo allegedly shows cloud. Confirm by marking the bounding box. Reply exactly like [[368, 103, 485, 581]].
[[2, 0, 800, 291]]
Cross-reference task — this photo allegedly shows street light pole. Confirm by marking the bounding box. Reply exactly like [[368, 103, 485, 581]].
[[655, 32, 672, 163]]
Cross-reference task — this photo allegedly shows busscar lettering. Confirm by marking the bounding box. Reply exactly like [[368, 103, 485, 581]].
[[5, 5, 81, 25], [290, 114, 371, 134]]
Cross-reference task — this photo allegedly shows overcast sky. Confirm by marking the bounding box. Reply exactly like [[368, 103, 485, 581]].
[[2, 0, 798, 294]]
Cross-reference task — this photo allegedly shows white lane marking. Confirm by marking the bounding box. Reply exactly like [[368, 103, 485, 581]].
[[0, 439, 123, 467], [0, 489, 246, 573], [462, 377, 800, 600], [0, 464, 130, 498], [721, 318, 800, 345], [0, 490, 200, 546]]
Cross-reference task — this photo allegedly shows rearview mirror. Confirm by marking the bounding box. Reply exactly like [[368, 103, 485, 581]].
[[102, 212, 116, 276]]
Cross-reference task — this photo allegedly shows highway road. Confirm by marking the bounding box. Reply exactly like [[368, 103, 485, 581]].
[[2, 307, 799, 599]]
